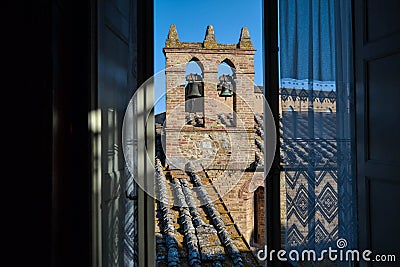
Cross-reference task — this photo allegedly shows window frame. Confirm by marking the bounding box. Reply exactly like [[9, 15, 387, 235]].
[[262, 0, 282, 265], [133, 0, 282, 265]]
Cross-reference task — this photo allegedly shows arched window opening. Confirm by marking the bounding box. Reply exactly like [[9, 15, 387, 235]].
[[253, 186, 265, 245], [217, 61, 236, 127], [185, 60, 204, 126]]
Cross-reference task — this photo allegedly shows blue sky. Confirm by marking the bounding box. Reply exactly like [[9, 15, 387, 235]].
[[154, 0, 263, 114]]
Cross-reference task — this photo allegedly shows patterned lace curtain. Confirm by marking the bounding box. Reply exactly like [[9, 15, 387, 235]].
[[279, 0, 357, 265]]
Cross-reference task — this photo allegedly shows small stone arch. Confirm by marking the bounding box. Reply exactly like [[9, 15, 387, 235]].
[[220, 58, 237, 74], [188, 57, 204, 74]]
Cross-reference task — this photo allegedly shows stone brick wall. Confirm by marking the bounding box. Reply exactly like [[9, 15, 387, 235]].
[[254, 92, 265, 114], [254, 89, 337, 115], [165, 124, 254, 171], [280, 97, 336, 113], [207, 170, 256, 244], [278, 89, 336, 113]]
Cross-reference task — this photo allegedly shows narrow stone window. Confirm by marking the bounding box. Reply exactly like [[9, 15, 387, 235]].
[[217, 60, 236, 127], [185, 60, 204, 126]]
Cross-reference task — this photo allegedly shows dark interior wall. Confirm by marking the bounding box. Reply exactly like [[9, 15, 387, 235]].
[[3, 0, 53, 266], [4, 1, 92, 266], [51, 1, 92, 266], [3, 1, 153, 266]]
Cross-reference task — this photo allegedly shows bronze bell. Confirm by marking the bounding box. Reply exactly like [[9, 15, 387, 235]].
[[219, 84, 232, 97], [186, 82, 202, 98]]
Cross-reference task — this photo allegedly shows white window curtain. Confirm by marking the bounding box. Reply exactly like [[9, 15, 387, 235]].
[[279, 0, 357, 264]]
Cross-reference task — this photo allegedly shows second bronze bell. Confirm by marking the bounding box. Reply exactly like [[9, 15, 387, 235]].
[[219, 84, 232, 97]]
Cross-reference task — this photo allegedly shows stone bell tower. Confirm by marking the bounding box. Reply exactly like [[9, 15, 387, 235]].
[[162, 25, 258, 243]]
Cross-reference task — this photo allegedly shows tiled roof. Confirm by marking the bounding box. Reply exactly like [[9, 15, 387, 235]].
[[155, 159, 260, 267], [254, 112, 338, 168]]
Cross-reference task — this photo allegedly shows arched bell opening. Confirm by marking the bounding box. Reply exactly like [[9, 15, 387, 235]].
[[217, 60, 236, 127], [253, 186, 265, 246], [185, 60, 204, 126]]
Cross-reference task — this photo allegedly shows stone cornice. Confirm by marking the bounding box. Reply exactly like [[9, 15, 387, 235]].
[[164, 25, 256, 54], [163, 47, 256, 55]]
